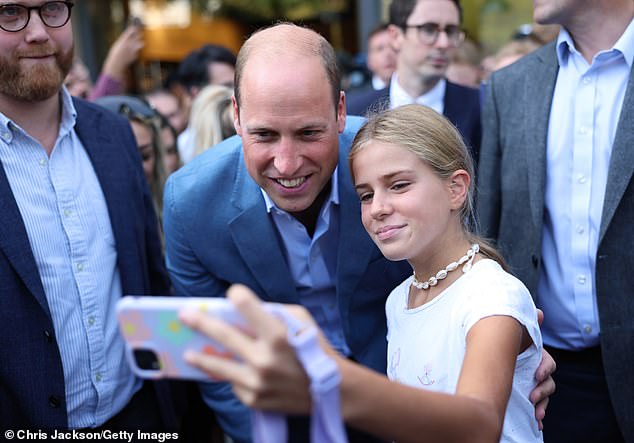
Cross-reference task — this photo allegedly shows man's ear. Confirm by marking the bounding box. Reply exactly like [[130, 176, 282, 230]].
[[388, 24, 404, 53], [232, 95, 241, 136], [447, 169, 470, 210], [337, 91, 346, 133]]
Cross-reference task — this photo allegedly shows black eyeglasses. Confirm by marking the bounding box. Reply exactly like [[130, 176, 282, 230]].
[[0, 1, 74, 33], [405, 22, 465, 46]]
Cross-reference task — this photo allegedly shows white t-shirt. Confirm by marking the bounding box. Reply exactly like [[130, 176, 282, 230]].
[[386, 259, 543, 443]]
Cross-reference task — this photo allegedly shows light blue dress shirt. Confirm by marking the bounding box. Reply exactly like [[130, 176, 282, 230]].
[[538, 21, 634, 350], [0, 89, 140, 427], [261, 169, 351, 356]]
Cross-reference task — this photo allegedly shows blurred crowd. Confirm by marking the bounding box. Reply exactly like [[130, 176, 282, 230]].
[[63, 12, 559, 206]]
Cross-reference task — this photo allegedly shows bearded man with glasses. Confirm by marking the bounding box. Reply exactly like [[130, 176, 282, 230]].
[[347, 0, 481, 164], [0, 0, 176, 434]]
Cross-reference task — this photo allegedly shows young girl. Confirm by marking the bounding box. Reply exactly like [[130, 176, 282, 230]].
[[182, 104, 544, 443], [350, 104, 543, 442]]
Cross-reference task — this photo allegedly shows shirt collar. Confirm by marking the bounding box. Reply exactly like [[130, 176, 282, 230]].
[[390, 73, 446, 113], [557, 18, 634, 68], [555, 28, 579, 65], [59, 86, 78, 138], [0, 108, 11, 134], [614, 17, 634, 67], [262, 166, 340, 214], [0, 86, 77, 143], [372, 75, 388, 90]]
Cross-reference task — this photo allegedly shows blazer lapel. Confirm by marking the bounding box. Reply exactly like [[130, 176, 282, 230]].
[[228, 156, 299, 304], [599, 66, 634, 242], [524, 44, 559, 230], [443, 81, 463, 124], [73, 99, 138, 292], [335, 135, 376, 315], [0, 165, 50, 315]]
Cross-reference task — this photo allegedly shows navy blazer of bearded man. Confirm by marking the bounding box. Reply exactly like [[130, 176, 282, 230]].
[[0, 98, 171, 429], [477, 41, 634, 441]]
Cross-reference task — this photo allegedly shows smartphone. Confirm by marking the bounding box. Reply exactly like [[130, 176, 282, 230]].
[[116, 296, 250, 381]]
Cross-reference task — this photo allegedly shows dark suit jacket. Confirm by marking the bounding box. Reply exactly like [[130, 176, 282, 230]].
[[478, 42, 634, 440], [345, 80, 482, 164], [0, 97, 171, 429]]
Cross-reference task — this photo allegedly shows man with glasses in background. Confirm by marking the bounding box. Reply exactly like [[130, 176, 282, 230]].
[[347, 0, 481, 163], [0, 0, 173, 433]]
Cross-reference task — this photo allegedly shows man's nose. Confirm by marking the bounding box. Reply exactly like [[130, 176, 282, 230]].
[[273, 138, 302, 175], [433, 30, 452, 49], [24, 10, 51, 43]]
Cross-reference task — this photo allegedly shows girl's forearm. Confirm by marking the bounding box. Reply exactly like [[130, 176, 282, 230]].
[[336, 356, 502, 443]]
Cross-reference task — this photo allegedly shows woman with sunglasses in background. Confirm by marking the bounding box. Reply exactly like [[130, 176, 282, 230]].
[[95, 95, 167, 221]]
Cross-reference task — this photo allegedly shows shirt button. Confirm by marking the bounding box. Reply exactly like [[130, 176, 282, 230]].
[[76, 263, 84, 272], [39, 158, 47, 166], [582, 76, 591, 85], [578, 174, 587, 184], [1, 132, 10, 142], [63, 209, 72, 218], [579, 126, 589, 135], [95, 372, 103, 382], [576, 225, 585, 234], [88, 316, 95, 326], [583, 325, 593, 334], [577, 275, 587, 284]]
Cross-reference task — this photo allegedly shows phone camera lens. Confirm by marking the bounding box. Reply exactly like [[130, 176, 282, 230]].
[[133, 349, 161, 371]]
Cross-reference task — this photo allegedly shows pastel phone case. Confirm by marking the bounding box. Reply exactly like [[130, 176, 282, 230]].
[[116, 296, 247, 381]]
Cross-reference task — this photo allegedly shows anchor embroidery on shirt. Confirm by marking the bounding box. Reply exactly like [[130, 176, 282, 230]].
[[418, 364, 435, 386]]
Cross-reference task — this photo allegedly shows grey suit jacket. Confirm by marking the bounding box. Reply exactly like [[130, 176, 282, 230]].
[[478, 41, 634, 440]]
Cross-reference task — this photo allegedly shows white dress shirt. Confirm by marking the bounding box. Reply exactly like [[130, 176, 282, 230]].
[[389, 73, 446, 114]]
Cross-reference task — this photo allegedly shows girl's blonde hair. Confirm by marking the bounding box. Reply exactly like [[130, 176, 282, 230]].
[[349, 104, 505, 267]]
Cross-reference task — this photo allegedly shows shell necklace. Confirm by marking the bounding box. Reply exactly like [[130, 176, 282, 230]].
[[412, 244, 480, 290]]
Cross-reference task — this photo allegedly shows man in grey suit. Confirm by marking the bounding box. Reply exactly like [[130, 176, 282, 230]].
[[478, 0, 634, 442]]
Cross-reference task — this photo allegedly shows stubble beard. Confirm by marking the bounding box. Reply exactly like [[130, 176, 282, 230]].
[[0, 43, 74, 102]]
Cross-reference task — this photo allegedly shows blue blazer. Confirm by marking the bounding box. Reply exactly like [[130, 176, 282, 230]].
[[163, 116, 411, 440], [346, 80, 482, 164], [0, 98, 170, 429]]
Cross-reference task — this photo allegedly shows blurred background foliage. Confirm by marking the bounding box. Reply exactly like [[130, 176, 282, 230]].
[[185, 0, 347, 21]]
